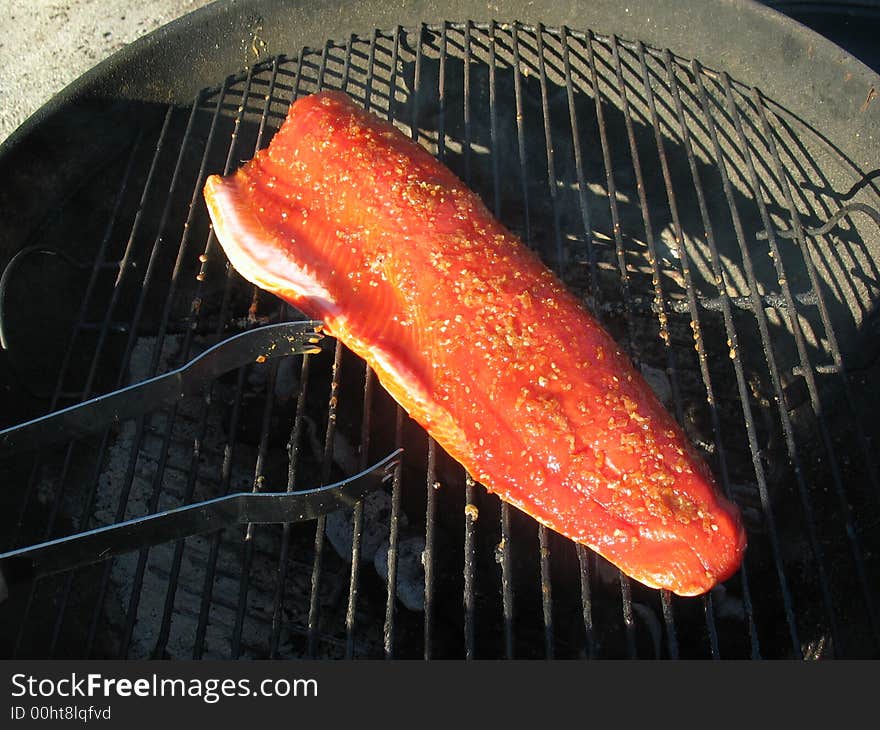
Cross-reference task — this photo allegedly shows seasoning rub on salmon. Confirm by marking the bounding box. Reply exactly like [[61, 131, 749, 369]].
[[203, 90, 746, 596]]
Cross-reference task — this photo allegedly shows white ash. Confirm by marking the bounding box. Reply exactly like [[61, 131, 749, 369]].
[[374, 535, 426, 613], [325, 489, 401, 565], [640, 363, 673, 406], [273, 355, 301, 401], [322, 430, 358, 476]]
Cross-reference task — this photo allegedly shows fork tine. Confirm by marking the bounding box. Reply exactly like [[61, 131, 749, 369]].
[[0, 448, 402, 594], [0, 321, 324, 457]]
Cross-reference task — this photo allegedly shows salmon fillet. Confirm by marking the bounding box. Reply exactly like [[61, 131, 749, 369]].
[[203, 90, 746, 596]]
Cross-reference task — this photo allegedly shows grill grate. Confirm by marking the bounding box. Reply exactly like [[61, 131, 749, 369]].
[[3, 20, 880, 659]]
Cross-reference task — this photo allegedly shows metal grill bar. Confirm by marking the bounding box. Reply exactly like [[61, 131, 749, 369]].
[[306, 337, 344, 657], [423, 437, 438, 659], [690, 58, 809, 656], [534, 24, 569, 660], [581, 28, 642, 657], [383, 405, 405, 659], [344, 28, 382, 660], [618, 573, 636, 658], [607, 32, 684, 659], [665, 291, 817, 313], [345, 363, 374, 657], [509, 21, 556, 660], [511, 25, 532, 246], [535, 25, 566, 275], [660, 49, 773, 657], [718, 73, 880, 648], [382, 26, 405, 660], [752, 90, 880, 501], [230, 325, 281, 657], [559, 24, 597, 659], [634, 40, 731, 657], [229, 62, 287, 661], [487, 19, 517, 661], [303, 43, 345, 660], [268, 349, 311, 658], [461, 20, 478, 661], [266, 50, 309, 661], [403, 23, 440, 660], [463, 472, 478, 658], [191, 374, 247, 656]]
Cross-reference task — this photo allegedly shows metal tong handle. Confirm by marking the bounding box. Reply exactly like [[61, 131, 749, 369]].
[[0, 449, 402, 596], [0, 320, 324, 458]]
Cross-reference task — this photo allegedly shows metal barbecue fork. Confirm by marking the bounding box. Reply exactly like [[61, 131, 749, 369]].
[[0, 321, 402, 602]]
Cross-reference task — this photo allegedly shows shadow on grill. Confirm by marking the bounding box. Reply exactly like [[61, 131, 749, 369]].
[[1, 21, 879, 660]]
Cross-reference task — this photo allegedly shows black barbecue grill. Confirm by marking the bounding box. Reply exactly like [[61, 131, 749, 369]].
[[1, 0, 879, 660]]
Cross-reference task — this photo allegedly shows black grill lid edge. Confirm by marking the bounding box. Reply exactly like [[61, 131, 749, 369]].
[[1, 0, 878, 267], [2, 0, 879, 156]]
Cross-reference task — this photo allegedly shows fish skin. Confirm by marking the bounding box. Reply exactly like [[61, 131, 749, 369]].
[[204, 90, 746, 596]]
